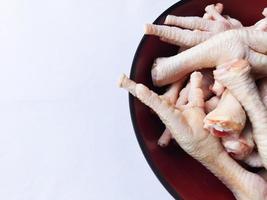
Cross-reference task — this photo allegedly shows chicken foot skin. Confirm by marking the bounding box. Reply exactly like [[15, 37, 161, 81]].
[[159, 70, 213, 147], [159, 77, 186, 105], [152, 29, 267, 86], [157, 78, 186, 147], [222, 75, 267, 164], [259, 77, 267, 107], [243, 151, 263, 168], [214, 59, 267, 170], [204, 96, 220, 113], [144, 24, 212, 47], [203, 89, 255, 160], [218, 67, 267, 164], [204, 90, 246, 137], [144, 3, 238, 48], [235, 77, 267, 167], [222, 122, 254, 160], [119, 73, 267, 200]]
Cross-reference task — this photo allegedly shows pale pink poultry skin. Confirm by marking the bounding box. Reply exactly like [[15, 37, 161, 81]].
[[210, 67, 267, 163], [203, 3, 242, 30], [259, 77, 267, 107], [119, 5, 267, 199], [147, 6, 267, 86], [204, 96, 220, 113], [214, 59, 267, 170], [154, 4, 263, 152], [221, 122, 254, 160], [144, 3, 240, 47], [253, 9, 267, 31], [176, 69, 214, 109], [203, 88, 255, 160], [119, 73, 267, 200], [237, 77, 267, 167], [157, 78, 186, 147], [243, 151, 263, 168], [204, 90, 255, 161], [144, 24, 212, 47], [152, 28, 267, 86], [159, 77, 186, 105], [210, 80, 225, 96], [222, 75, 267, 163], [203, 3, 224, 20], [175, 82, 190, 107], [204, 90, 246, 138], [158, 70, 213, 147]]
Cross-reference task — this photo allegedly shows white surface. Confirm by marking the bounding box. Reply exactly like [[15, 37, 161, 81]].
[[0, 0, 179, 199]]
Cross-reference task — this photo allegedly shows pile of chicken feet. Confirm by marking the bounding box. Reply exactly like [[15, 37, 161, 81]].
[[119, 3, 267, 200]]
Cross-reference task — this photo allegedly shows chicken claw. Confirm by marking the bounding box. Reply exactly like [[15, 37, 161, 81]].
[[152, 29, 267, 86], [164, 15, 231, 33], [159, 70, 213, 147], [144, 3, 240, 48], [144, 24, 212, 47], [119, 73, 267, 200], [157, 78, 186, 147], [214, 59, 267, 170]]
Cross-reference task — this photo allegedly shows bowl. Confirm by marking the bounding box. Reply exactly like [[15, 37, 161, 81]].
[[129, 0, 267, 199]]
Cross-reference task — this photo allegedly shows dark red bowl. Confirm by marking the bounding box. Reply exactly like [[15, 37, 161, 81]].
[[129, 0, 267, 200]]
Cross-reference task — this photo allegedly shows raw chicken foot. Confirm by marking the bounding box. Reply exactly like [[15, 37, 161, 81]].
[[159, 70, 213, 147], [119, 73, 267, 200], [214, 59, 267, 170], [222, 122, 254, 160], [144, 3, 239, 47], [152, 29, 267, 86], [157, 78, 186, 147]]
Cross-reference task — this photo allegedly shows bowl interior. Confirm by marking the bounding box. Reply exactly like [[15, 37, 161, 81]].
[[130, 0, 267, 200]]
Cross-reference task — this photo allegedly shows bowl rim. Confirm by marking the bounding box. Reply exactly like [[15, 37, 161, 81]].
[[129, 0, 190, 199]]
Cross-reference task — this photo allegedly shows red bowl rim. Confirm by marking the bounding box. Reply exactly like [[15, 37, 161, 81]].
[[129, 0, 191, 199]]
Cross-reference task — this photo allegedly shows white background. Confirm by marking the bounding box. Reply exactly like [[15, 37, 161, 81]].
[[0, 0, 178, 199]]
